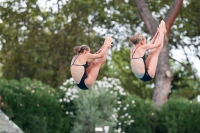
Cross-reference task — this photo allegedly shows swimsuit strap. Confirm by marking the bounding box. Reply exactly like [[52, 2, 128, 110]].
[[131, 47, 143, 59], [71, 55, 78, 66], [72, 55, 78, 65], [71, 55, 84, 66], [71, 55, 88, 66], [131, 47, 137, 59]]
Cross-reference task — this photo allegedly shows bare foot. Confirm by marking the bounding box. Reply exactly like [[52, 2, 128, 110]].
[[104, 37, 112, 48], [161, 20, 166, 34]]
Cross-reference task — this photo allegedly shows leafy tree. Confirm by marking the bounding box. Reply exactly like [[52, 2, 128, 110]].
[[169, 0, 200, 85], [169, 60, 200, 100], [0, 0, 112, 87]]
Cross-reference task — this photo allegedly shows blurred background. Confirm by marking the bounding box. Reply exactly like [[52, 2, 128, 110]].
[[0, 0, 200, 133]]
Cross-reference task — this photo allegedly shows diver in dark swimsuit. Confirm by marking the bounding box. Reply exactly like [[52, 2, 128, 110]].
[[70, 37, 112, 90], [70, 55, 89, 90], [130, 20, 166, 82], [131, 47, 152, 82]]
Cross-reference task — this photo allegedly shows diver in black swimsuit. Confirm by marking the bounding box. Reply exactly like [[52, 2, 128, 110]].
[[70, 37, 112, 90], [130, 20, 166, 82], [131, 47, 152, 82], [70, 55, 89, 90]]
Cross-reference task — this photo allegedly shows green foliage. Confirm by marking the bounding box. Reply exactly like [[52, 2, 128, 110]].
[[0, 78, 69, 133], [0, 0, 106, 87], [156, 98, 200, 133], [177, 0, 200, 38], [1, 77, 199, 133], [117, 94, 157, 133], [59, 77, 127, 133], [117, 94, 200, 133], [71, 88, 117, 133], [170, 60, 200, 100]]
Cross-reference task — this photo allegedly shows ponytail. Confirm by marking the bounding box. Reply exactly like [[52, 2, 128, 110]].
[[74, 46, 81, 53]]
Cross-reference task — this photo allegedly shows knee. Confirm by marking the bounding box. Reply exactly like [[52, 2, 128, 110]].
[[151, 50, 161, 57], [101, 57, 107, 63], [85, 80, 94, 89], [86, 84, 93, 89], [91, 61, 101, 67], [92, 60, 105, 67], [147, 70, 155, 78]]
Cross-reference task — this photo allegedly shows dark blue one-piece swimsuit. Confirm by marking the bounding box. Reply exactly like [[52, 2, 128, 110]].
[[131, 47, 152, 82], [71, 56, 89, 90]]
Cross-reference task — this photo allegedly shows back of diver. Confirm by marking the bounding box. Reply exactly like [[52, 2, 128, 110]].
[[70, 55, 89, 90], [131, 47, 152, 82]]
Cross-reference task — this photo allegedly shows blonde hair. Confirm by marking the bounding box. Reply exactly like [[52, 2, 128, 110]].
[[74, 45, 90, 54], [130, 33, 145, 45]]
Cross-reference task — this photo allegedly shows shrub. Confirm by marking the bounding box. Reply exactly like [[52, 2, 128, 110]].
[[156, 98, 200, 133], [58, 77, 200, 133], [116, 94, 157, 133], [0, 78, 67, 133], [59, 77, 127, 133]]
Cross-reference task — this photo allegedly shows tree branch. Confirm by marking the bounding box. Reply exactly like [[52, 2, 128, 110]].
[[134, 0, 158, 36], [170, 57, 200, 85], [164, 0, 183, 35]]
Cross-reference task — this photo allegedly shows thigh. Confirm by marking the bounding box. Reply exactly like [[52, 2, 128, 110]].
[[84, 60, 103, 88], [145, 51, 161, 78], [145, 52, 153, 68]]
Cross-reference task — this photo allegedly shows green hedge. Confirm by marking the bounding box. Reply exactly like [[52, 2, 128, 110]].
[[1, 78, 200, 133], [117, 94, 157, 133], [59, 78, 200, 133], [117, 95, 200, 133], [0, 78, 70, 133], [156, 98, 200, 133]]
